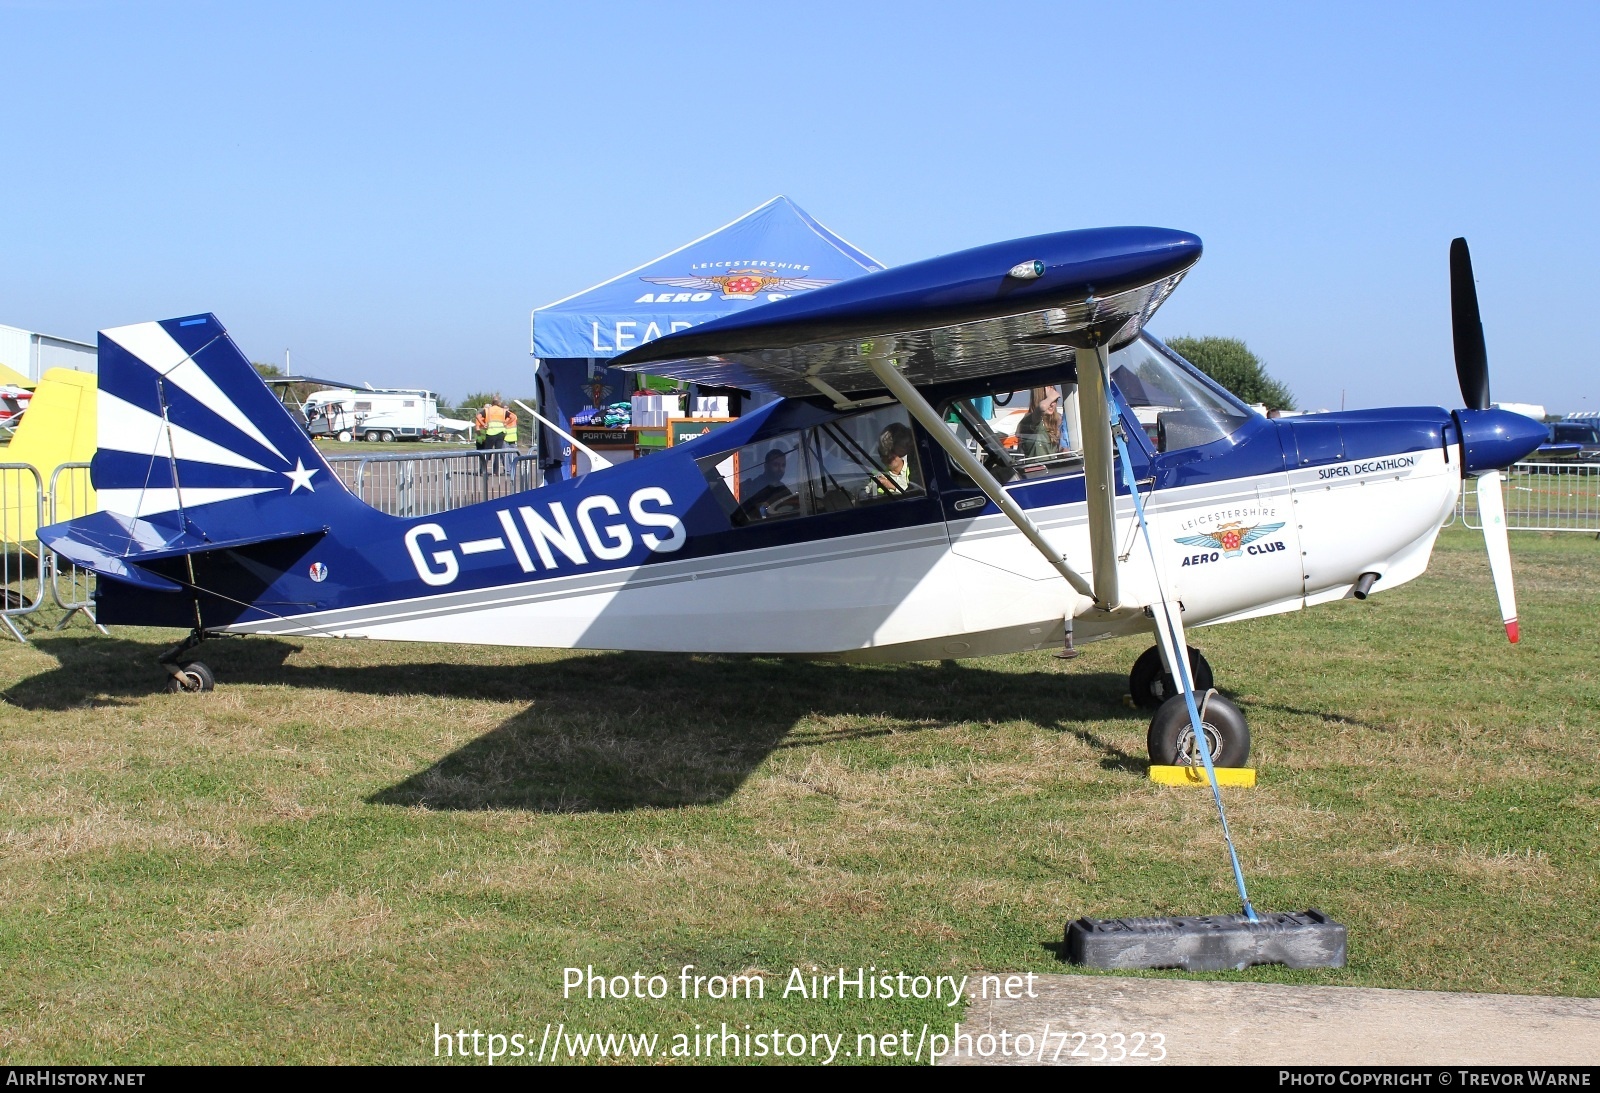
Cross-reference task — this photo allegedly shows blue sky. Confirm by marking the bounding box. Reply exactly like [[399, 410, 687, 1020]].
[[3, 1, 1596, 413]]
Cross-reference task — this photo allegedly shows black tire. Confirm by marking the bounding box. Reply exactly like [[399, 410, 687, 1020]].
[[380, 431, 394, 443], [1128, 644, 1214, 709], [165, 661, 215, 694], [1147, 691, 1250, 767], [364, 430, 380, 443]]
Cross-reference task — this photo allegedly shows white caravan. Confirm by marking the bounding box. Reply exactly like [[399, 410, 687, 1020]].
[[302, 386, 470, 442]]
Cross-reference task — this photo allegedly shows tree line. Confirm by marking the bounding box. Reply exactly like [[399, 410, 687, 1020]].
[[1161, 336, 1296, 412]]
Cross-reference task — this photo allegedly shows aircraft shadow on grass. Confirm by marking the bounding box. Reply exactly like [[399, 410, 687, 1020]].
[[11, 634, 1152, 812]]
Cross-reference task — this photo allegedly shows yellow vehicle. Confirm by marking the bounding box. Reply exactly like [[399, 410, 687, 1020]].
[[1, 367, 98, 544]]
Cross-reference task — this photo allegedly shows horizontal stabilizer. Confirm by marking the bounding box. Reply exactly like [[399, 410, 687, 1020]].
[[613, 226, 1200, 396], [39, 510, 327, 592]]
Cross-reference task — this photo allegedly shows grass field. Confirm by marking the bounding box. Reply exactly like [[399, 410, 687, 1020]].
[[1, 527, 1596, 1064]]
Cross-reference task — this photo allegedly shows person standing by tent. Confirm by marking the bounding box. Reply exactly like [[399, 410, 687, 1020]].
[[502, 405, 519, 477]]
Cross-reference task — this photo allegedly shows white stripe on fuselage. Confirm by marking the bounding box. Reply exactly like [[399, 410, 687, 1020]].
[[218, 448, 1457, 657]]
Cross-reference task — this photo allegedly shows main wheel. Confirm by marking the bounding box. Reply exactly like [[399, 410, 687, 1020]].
[[165, 661, 215, 694], [338, 430, 353, 443], [1128, 645, 1214, 709], [1147, 691, 1250, 767]]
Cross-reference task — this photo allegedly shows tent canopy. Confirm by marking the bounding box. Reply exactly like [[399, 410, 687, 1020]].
[[529, 196, 882, 474], [531, 196, 883, 361]]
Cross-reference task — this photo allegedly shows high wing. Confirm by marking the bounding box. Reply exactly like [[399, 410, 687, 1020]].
[[612, 226, 1201, 398], [260, 374, 368, 390], [614, 226, 1202, 612]]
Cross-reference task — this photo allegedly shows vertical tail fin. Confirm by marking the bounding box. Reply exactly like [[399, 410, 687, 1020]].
[[92, 314, 346, 525]]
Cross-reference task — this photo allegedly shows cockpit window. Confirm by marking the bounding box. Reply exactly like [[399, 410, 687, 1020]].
[[1111, 337, 1257, 453], [943, 383, 1086, 484], [695, 405, 924, 526]]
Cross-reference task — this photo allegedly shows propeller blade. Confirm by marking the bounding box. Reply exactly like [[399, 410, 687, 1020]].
[[1476, 469, 1519, 643], [1450, 237, 1490, 411]]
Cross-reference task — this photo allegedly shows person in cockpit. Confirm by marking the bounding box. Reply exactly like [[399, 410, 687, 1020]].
[[737, 447, 799, 521], [868, 421, 917, 496], [1016, 386, 1064, 459]]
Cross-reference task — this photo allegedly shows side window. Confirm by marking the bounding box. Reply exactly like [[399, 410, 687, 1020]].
[[695, 406, 924, 527], [945, 384, 1085, 483], [803, 406, 923, 509], [698, 435, 810, 526]]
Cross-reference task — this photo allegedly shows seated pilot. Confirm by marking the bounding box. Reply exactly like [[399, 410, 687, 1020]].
[[865, 422, 918, 498], [736, 448, 799, 521]]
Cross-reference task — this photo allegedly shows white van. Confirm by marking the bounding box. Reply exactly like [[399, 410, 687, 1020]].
[[301, 387, 470, 442]]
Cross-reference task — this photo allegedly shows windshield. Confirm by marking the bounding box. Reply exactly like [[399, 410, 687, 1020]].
[[1113, 337, 1257, 453]]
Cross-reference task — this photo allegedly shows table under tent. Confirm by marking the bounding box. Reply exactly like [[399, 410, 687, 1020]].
[[529, 196, 883, 478]]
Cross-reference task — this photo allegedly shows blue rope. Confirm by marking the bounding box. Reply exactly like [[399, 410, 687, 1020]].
[[1113, 428, 1258, 921]]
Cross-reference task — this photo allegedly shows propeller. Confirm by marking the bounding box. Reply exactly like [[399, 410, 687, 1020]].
[[1450, 237, 1490, 411], [1450, 237, 1518, 643]]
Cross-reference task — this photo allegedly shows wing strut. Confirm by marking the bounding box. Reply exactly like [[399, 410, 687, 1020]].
[[863, 356, 1099, 605], [1072, 341, 1122, 610]]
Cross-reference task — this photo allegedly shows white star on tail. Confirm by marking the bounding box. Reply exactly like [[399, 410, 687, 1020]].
[[284, 459, 318, 493]]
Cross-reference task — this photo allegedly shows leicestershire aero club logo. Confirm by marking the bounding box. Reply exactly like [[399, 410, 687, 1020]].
[[642, 269, 839, 300], [1175, 521, 1286, 557]]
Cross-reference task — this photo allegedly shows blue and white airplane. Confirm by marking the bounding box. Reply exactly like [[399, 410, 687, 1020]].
[[38, 228, 1544, 767]]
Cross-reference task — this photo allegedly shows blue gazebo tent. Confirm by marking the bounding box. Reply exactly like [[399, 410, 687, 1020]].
[[530, 196, 883, 476]]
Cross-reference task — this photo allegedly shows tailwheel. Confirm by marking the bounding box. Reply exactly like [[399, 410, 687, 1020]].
[[1147, 690, 1250, 767], [165, 661, 215, 694], [1128, 644, 1214, 709]]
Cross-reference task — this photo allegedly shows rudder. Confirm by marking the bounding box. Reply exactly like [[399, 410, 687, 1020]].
[[93, 314, 348, 524]]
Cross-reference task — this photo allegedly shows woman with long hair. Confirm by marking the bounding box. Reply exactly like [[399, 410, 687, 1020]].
[[1017, 386, 1063, 458]]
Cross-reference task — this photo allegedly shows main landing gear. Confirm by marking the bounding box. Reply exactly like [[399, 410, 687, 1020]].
[[159, 629, 215, 695], [1130, 644, 1250, 766]]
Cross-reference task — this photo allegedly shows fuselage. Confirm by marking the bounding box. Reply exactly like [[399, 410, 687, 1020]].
[[96, 339, 1468, 663]]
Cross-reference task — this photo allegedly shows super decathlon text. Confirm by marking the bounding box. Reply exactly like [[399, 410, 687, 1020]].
[[1318, 456, 1418, 480], [405, 486, 685, 586]]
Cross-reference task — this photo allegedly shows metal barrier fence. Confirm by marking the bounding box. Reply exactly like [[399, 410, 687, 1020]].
[[0, 461, 106, 641], [0, 449, 546, 641], [325, 449, 540, 516], [1, 463, 47, 642], [48, 462, 101, 627], [1456, 461, 1600, 533]]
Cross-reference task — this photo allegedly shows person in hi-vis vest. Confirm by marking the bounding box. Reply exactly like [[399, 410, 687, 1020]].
[[475, 398, 508, 472]]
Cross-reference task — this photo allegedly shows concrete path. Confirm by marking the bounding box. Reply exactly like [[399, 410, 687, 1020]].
[[941, 974, 1600, 1066]]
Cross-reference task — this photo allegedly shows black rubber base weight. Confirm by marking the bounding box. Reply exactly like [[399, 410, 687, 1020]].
[[1065, 909, 1347, 971]]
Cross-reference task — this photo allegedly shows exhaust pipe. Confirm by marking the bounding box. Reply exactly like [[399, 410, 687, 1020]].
[[1352, 572, 1380, 600]]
